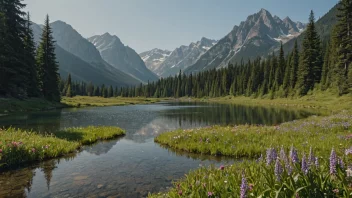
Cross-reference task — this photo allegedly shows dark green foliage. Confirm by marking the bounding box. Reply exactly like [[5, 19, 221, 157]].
[[36, 15, 60, 101], [334, 0, 352, 94], [24, 13, 40, 97], [0, 0, 27, 97], [296, 11, 323, 95]]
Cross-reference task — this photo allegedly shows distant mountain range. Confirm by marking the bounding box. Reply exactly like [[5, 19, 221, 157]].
[[88, 33, 158, 83], [31, 21, 156, 86], [184, 9, 306, 74], [31, 5, 338, 85], [140, 37, 217, 77]]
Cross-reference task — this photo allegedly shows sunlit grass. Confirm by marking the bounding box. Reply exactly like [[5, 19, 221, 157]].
[[149, 147, 352, 197], [61, 96, 163, 108], [152, 110, 352, 197], [0, 126, 125, 168], [155, 111, 352, 158]]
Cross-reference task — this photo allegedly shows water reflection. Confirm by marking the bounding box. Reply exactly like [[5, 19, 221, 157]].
[[0, 102, 315, 198]]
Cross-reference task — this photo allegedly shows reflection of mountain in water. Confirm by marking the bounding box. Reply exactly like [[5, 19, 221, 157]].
[[85, 137, 123, 156]]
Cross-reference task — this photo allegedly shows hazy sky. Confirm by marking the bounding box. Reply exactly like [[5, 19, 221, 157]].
[[23, 0, 338, 53]]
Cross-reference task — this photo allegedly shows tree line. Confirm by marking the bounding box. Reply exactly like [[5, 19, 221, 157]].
[[62, 3, 351, 99], [0, 0, 60, 101], [116, 3, 351, 98]]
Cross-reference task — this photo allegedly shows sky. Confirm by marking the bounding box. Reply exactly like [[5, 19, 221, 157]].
[[23, 0, 339, 53]]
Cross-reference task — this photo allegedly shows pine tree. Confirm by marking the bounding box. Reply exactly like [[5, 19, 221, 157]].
[[334, 0, 352, 94], [66, 84, 72, 97], [108, 85, 113, 97], [289, 41, 299, 89], [296, 11, 322, 95], [274, 42, 285, 90], [36, 15, 60, 101], [321, 41, 330, 89], [0, 0, 27, 97], [24, 12, 40, 97]]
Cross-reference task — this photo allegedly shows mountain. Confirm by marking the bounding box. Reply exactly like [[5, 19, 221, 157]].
[[37, 21, 142, 86], [88, 33, 158, 83], [141, 37, 217, 77], [282, 4, 338, 53], [139, 48, 172, 74], [185, 9, 306, 74], [31, 22, 139, 86]]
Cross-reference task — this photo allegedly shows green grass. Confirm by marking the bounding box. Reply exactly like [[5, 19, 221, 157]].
[[61, 96, 163, 108], [149, 149, 352, 197], [0, 126, 125, 168], [152, 110, 352, 197], [181, 91, 352, 114], [0, 97, 66, 114], [55, 126, 125, 145], [155, 111, 352, 159]]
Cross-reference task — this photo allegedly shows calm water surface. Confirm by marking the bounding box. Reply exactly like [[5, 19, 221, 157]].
[[0, 102, 313, 198]]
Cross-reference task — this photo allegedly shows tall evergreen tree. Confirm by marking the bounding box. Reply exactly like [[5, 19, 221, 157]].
[[24, 12, 40, 97], [0, 0, 27, 97], [334, 0, 352, 94], [296, 11, 322, 95], [36, 15, 60, 101]]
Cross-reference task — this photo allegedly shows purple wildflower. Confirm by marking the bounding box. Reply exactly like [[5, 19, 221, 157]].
[[345, 147, 352, 155], [275, 158, 283, 181], [207, 192, 213, 197], [338, 157, 345, 169], [330, 148, 337, 175], [280, 147, 292, 175], [289, 146, 299, 164], [240, 174, 248, 198], [315, 157, 319, 169], [31, 148, 36, 153], [308, 147, 315, 168], [301, 154, 308, 175], [266, 148, 277, 166], [0, 149, 2, 153], [219, 165, 225, 170]]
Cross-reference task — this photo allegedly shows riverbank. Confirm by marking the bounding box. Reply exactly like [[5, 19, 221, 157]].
[[0, 126, 125, 168], [0, 96, 165, 114], [180, 92, 352, 114], [151, 97, 352, 197], [61, 96, 163, 108], [0, 98, 67, 114]]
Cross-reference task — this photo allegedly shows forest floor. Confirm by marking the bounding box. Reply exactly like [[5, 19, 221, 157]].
[[0, 126, 125, 169]]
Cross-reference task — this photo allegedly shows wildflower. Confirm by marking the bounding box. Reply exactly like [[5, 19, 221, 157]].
[[315, 157, 319, 168], [308, 147, 315, 168], [224, 180, 228, 183], [178, 190, 182, 196], [345, 147, 352, 155], [338, 157, 345, 169], [346, 168, 352, 177], [301, 154, 308, 175], [266, 148, 277, 166], [219, 165, 225, 170], [207, 192, 213, 197], [31, 148, 36, 153], [332, 189, 339, 194], [330, 148, 337, 175], [0, 149, 2, 153], [275, 158, 283, 182], [248, 183, 254, 191], [289, 146, 299, 164], [240, 173, 248, 198]]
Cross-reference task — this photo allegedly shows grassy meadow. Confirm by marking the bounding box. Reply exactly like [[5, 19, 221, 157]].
[[61, 96, 163, 108], [151, 93, 352, 197], [0, 126, 125, 168]]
